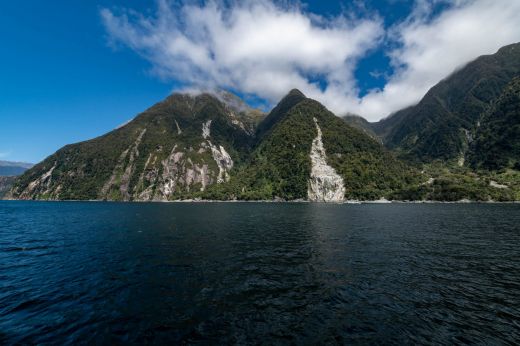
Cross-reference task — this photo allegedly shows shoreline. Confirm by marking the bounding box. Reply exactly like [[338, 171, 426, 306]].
[[2, 198, 519, 204]]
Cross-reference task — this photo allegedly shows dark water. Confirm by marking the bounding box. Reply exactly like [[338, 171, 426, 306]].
[[1, 202, 519, 345]]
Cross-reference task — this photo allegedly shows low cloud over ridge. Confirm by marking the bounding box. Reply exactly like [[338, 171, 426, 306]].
[[101, 0, 520, 121]]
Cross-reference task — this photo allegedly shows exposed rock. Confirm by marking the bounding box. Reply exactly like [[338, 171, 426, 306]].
[[6, 91, 259, 201], [156, 145, 184, 198], [371, 197, 391, 204], [201, 119, 234, 183], [136, 153, 153, 192], [100, 128, 146, 200], [120, 129, 146, 199], [150, 143, 216, 200], [209, 143, 233, 183], [490, 180, 508, 189], [17, 161, 57, 199], [175, 120, 182, 135], [202, 120, 212, 139], [463, 128, 473, 143], [307, 118, 345, 202], [231, 118, 249, 134]]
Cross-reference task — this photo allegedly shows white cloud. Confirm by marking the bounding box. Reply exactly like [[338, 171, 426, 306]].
[[356, 0, 520, 121], [101, 0, 520, 122], [100, 0, 382, 112]]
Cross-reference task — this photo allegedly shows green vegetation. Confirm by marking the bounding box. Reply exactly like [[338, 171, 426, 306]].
[[373, 43, 520, 163], [8, 43, 520, 202], [391, 163, 520, 201], [469, 77, 520, 170], [9, 93, 261, 201], [0, 176, 16, 198], [217, 99, 318, 200], [341, 114, 380, 142], [202, 96, 421, 201]]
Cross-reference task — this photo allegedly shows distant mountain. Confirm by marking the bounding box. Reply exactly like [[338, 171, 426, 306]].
[[8, 93, 264, 201], [373, 42, 520, 163], [468, 76, 520, 170], [0, 176, 16, 198], [0, 161, 33, 176], [342, 114, 380, 142]]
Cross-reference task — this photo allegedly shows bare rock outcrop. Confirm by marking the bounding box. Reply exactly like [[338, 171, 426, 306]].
[[307, 118, 345, 202]]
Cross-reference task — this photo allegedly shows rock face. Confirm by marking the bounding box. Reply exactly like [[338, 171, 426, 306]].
[[307, 118, 345, 202], [209, 143, 233, 183], [202, 120, 234, 183], [16, 162, 58, 200]]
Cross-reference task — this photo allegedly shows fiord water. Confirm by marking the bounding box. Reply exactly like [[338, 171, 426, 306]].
[[1, 201, 519, 344]]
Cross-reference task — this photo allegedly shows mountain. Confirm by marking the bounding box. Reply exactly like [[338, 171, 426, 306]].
[[373, 42, 520, 163], [0, 161, 33, 176], [342, 114, 380, 141], [0, 176, 16, 198], [8, 90, 420, 201], [468, 76, 520, 170], [206, 91, 420, 201], [0, 161, 32, 197], [255, 89, 307, 140], [7, 66, 520, 202], [8, 93, 264, 201]]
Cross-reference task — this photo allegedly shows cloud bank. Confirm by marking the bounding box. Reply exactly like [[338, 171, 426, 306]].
[[101, 0, 520, 121]]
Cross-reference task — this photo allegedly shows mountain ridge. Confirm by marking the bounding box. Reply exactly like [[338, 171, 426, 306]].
[[7, 90, 421, 201], [7, 92, 261, 201], [0, 161, 33, 176], [372, 42, 520, 163], [6, 43, 520, 202]]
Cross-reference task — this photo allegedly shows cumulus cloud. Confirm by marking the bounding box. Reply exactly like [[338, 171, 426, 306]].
[[101, 0, 520, 121], [100, 0, 382, 113], [358, 0, 520, 120]]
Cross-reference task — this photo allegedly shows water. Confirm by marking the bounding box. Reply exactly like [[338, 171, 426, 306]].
[[0, 201, 519, 344]]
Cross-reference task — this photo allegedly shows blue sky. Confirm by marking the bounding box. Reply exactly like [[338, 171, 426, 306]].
[[1, 1, 173, 163], [1, 0, 519, 163]]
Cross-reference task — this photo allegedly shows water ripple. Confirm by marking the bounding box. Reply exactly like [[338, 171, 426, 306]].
[[0, 201, 519, 344]]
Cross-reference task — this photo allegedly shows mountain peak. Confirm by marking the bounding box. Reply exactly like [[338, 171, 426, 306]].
[[255, 89, 307, 138], [278, 88, 307, 106], [286, 88, 306, 98]]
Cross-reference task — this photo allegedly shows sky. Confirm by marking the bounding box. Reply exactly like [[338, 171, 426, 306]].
[[1, 0, 520, 163]]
